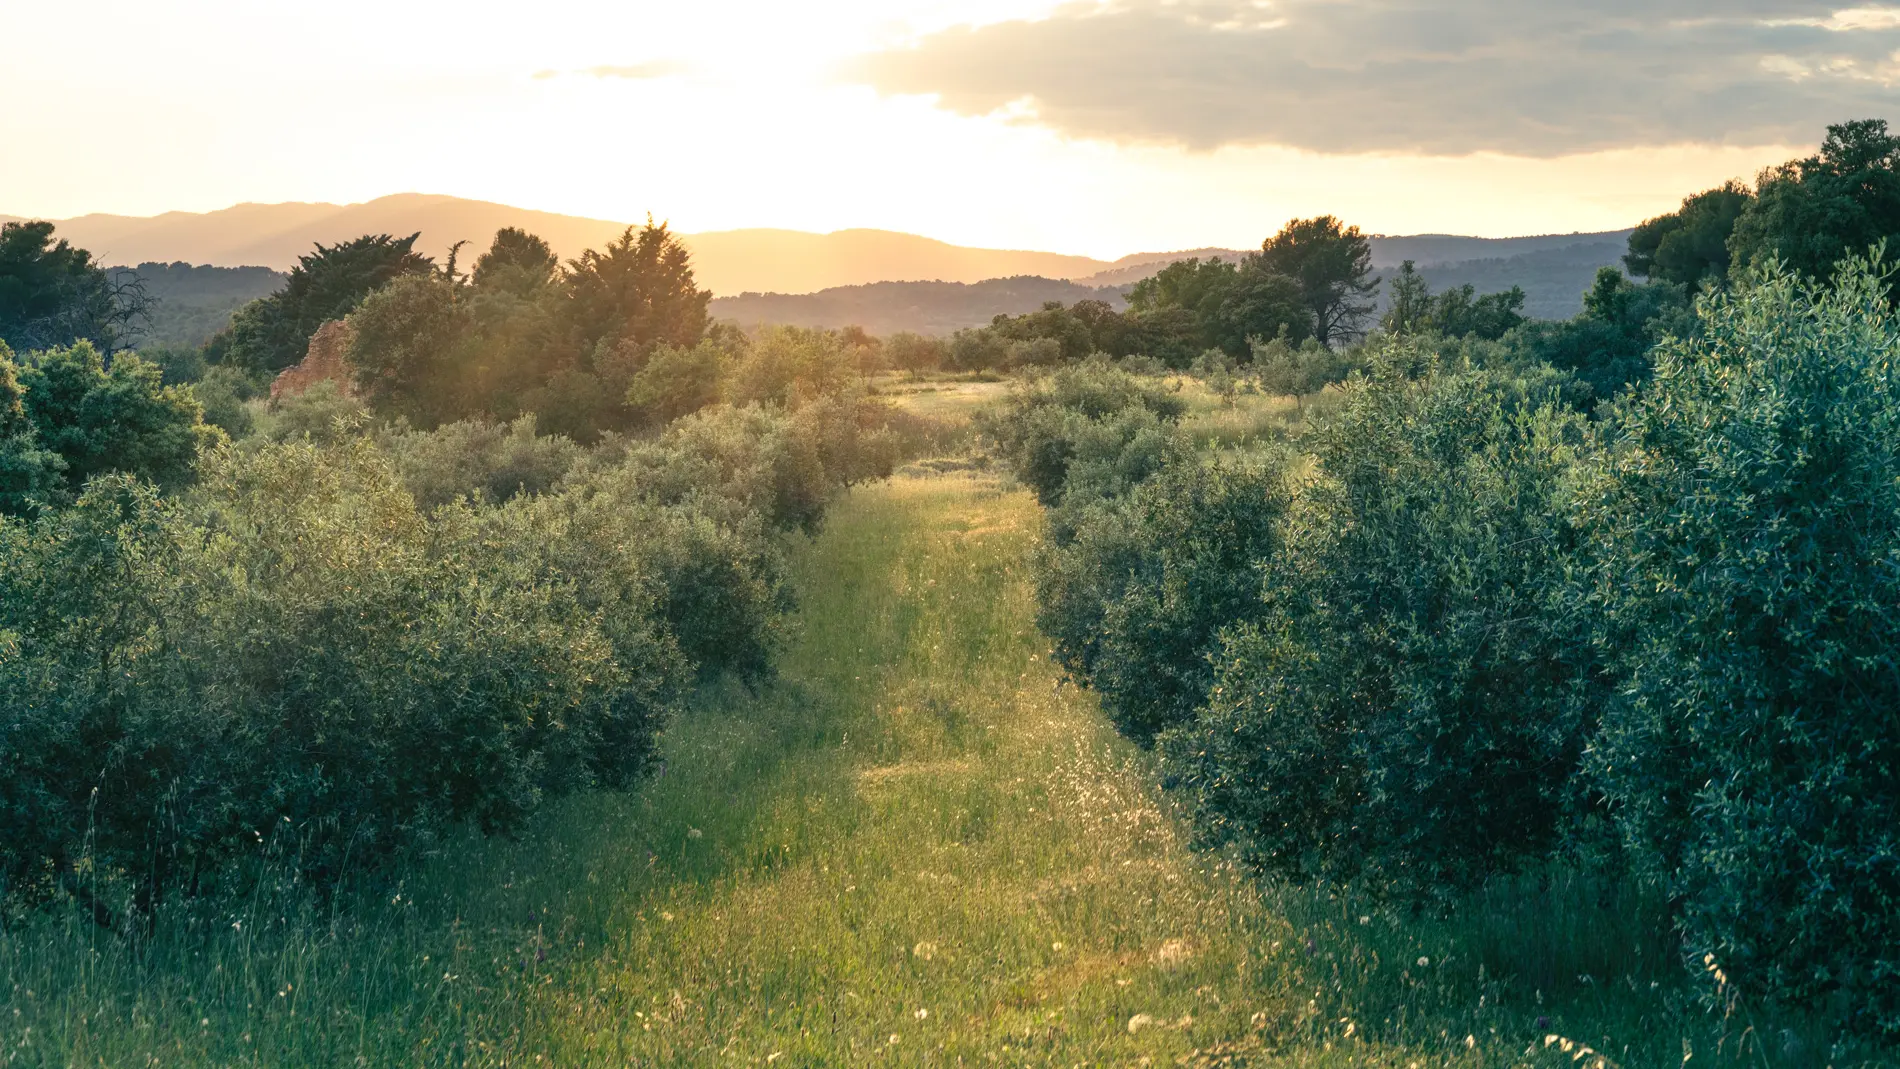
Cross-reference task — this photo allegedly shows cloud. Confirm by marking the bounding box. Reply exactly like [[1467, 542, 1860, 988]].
[[840, 1, 1900, 156], [533, 60, 690, 81]]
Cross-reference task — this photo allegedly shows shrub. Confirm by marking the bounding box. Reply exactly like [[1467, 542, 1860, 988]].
[[259, 380, 371, 444], [6, 341, 218, 512], [625, 341, 724, 427], [980, 360, 1185, 507], [1035, 451, 1295, 744], [382, 414, 583, 508], [0, 442, 687, 904], [1582, 257, 1900, 1034], [1166, 353, 1597, 890]]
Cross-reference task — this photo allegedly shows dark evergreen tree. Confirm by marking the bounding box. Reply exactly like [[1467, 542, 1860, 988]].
[[209, 233, 434, 374], [1253, 216, 1380, 346], [1625, 181, 1752, 287], [0, 221, 150, 353]]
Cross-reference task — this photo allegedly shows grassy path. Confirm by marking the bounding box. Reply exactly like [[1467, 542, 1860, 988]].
[[10, 473, 1672, 1066], [527, 471, 1294, 1064]]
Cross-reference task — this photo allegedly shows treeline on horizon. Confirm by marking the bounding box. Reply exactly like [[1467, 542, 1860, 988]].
[[990, 119, 1900, 1044]]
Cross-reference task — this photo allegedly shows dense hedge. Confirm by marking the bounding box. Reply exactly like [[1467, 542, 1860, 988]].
[[1171, 360, 1597, 889], [0, 388, 894, 911], [1583, 259, 1900, 1035], [1015, 260, 1900, 1034], [979, 360, 1185, 509], [1035, 454, 1294, 744]]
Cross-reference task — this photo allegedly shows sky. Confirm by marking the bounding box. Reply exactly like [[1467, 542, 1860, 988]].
[[3, 0, 1895, 258]]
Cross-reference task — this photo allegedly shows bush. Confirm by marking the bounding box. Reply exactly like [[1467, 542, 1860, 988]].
[[626, 341, 724, 427], [1251, 331, 1356, 402], [382, 414, 583, 508], [0, 442, 687, 904], [980, 360, 1186, 507], [1582, 257, 1900, 1034], [1165, 353, 1597, 890], [259, 381, 371, 444], [4, 341, 219, 513], [1035, 451, 1295, 744]]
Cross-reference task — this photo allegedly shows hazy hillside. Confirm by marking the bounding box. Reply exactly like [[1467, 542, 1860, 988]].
[[6, 196, 1106, 296], [709, 241, 1629, 336], [6, 195, 1634, 301], [711, 276, 1128, 335], [1370, 230, 1632, 268], [1075, 248, 1250, 287], [112, 262, 287, 350], [1412, 240, 1628, 320]]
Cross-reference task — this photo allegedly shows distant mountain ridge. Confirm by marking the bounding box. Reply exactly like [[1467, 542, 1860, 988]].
[[2, 194, 1633, 299], [712, 277, 1130, 336]]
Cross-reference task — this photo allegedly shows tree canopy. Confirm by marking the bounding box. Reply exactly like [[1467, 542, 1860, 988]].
[[1381, 261, 1525, 341], [1625, 181, 1751, 287], [0, 221, 149, 354], [1253, 215, 1380, 346], [563, 222, 710, 357], [0, 340, 216, 514], [210, 233, 434, 374], [1728, 119, 1900, 281]]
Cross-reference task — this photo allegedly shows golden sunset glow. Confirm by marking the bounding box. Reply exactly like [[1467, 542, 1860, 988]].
[[0, 0, 1829, 254]]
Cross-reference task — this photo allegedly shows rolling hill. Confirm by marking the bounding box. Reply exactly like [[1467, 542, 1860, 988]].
[[3, 195, 1108, 297], [4, 194, 1632, 300]]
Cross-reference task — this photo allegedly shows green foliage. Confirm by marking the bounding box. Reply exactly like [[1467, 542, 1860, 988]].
[[1729, 119, 1900, 282], [0, 221, 148, 353], [883, 330, 947, 373], [1167, 355, 1596, 890], [0, 445, 687, 903], [563, 222, 710, 357], [189, 365, 263, 439], [1582, 256, 1900, 1035], [1625, 181, 1752, 287], [980, 360, 1185, 507], [1251, 331, 1357, 402], [1126, 256, 1311, 361], [625, 341, 725, 427], [211, 233, 433, 375], [986, 301, 1097, 362], [0, 343, 63, 515], [1253, 216, 1381, 346], [259, 381, 371, 444], [725, 326, 860, 408], [471, 227, 559, 291], [1202, 265, 1309, 357], [381, 414, 583, 508], [5, 341, 218, 511], [0, 339, 892, 906], [1035, 452, 1294, 744], [1502, 267, 1691, 404], [345, 272, 469, 426], [1385, 262, 1528, 341], [337, 225, 718, 439], [1127, 257, 1235, 318]]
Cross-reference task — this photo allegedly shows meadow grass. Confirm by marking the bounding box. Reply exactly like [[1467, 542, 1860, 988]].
[[873, 374, 1011, 429], [0, 473, 1866, 1066]]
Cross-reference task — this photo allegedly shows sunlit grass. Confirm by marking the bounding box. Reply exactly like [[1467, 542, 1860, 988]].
[[0, 473, 1868, 1066], [875, 373, 1011, 428]]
